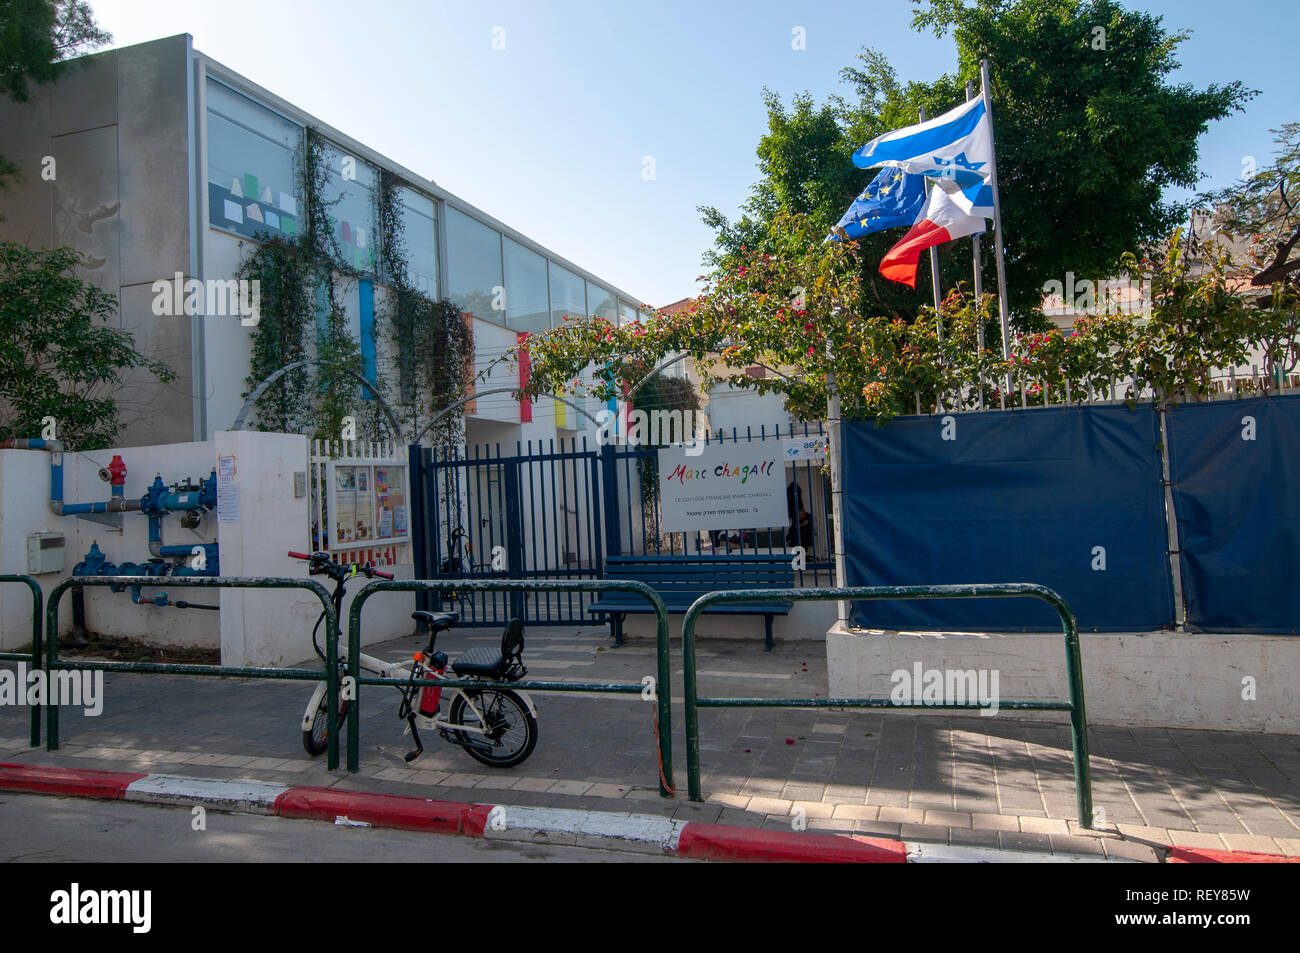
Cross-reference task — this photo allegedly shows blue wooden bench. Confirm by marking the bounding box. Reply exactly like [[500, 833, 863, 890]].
[[590, 554, 795, 650]]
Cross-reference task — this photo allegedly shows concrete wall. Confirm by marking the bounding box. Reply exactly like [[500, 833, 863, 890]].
[[0, 441, 219, 651], [0, 434, 415, 664], [825, 624, 1300, 734], [619, 600, 836, 646], [0, 35, 197, 446]]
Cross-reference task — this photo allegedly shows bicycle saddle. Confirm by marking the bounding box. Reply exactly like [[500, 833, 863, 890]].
[[411, 610, 459, 633]]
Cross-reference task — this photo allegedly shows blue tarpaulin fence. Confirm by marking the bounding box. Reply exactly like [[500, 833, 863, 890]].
[[842, 405, 1176, 632], [1166, 395, 1300, 634]]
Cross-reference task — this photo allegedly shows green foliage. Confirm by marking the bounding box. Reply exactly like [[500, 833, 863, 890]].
[[1203, 123, 1300, 293], [239, 128, 369, 441], [511, 212, 1290, 423], [0, 241, 175, 448], [702, 0, 1254, 330], [377, 171, 474, 445]]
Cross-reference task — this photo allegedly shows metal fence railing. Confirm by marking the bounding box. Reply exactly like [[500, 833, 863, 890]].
[[0, 573, 44, 747], [346, 578, 675, 795], [680, 583, 1096, 829], [41, 576, 344, 766]]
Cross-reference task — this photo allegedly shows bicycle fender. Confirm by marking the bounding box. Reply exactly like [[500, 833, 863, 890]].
[[512, 690, 538, 718], [301, 681, 328, 731]]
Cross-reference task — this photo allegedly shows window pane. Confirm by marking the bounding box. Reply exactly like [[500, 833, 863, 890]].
[[619, 300, 637, 327], [446, 207, 503, 322], [549, 262, 586, 325], [587, 282, 617, 325], [206, 79, 302, 240], [398, 187, 438, 298], [503, 238, 549, 333], [320, 142, 377, 273]]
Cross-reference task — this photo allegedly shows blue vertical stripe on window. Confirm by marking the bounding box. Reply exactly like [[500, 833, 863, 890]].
[[359, 278, 377, 387]]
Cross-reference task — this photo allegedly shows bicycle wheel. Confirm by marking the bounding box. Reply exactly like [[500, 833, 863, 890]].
[[302, 686, 349, 756], [448, 689, 537, 768]]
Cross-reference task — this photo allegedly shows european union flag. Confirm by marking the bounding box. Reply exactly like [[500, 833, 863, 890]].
[[830, 167, 925, 241]]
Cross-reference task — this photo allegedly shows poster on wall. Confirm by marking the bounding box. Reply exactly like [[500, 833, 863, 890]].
[[328, 461, 411, 551], [657, 443, 788, 533]]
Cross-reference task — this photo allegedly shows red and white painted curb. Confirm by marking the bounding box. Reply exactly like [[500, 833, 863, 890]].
[[3, 762, 1295, 863]]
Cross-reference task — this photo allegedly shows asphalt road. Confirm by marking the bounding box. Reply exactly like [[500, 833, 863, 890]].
[[0, 792, 683, 863]]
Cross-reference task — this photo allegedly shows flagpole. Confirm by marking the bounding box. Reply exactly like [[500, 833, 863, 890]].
[[920, 107, 944, 350], [966, 81, 985, 410], [980, 58, 1012, 407]]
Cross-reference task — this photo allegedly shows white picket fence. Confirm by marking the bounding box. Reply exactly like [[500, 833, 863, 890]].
[[309, 438, 410, 568]]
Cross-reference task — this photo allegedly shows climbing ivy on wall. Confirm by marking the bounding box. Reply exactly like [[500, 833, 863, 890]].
[[238, 128, 376, 441], [377, 170, 475, 446]]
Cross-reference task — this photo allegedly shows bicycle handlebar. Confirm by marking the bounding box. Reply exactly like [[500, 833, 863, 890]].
[[287, 550, 394, 580]]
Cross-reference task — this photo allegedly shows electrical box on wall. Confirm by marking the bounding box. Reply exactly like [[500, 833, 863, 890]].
[[27, 532, 65, 574]]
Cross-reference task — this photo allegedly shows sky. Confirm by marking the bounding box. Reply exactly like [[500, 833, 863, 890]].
[[89, 0, 1298, 309]]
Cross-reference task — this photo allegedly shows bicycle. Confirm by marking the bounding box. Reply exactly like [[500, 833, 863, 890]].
[[291, 550, 539, 768]]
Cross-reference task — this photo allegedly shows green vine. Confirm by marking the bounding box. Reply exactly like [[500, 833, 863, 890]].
[[238, 128, 378, 441], [377, 170, 474, 446]]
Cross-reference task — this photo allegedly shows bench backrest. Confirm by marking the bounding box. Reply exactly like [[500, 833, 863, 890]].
[[604, 554, 795, 594]]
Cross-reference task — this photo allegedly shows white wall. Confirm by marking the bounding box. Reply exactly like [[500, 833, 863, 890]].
[[825, 624, 1300, 734], [0, 433, 416, 664], [0, 441, 221, 650]]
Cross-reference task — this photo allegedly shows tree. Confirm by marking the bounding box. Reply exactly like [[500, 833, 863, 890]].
[[701, 0, 1254, 330], [0, 241, 176, 448], [0, 0, 111, 199], [1204, 123, 1300, 291]]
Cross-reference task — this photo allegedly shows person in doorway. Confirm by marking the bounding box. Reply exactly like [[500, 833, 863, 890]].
[[787, 479, 813, 549]]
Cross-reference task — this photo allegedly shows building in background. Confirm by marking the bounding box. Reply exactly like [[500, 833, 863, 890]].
[[0, 34, 654, 450]]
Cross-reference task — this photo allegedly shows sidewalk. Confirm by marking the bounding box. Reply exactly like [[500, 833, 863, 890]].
[[3, 623, 1298, 862]]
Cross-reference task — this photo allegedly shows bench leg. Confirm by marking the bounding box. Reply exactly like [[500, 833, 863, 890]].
[[764, 615, 774, 652], [614, 613, 625, 648]]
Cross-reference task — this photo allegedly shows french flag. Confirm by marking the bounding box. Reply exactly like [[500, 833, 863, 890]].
[[879, 186, 986, 288]]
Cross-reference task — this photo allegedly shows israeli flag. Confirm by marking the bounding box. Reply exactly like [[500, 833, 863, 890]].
[[852, 96, 994, 219]]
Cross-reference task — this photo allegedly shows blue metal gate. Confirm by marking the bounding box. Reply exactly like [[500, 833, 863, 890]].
[[410, 438, 604, 626], [410, 422, 833, 629]]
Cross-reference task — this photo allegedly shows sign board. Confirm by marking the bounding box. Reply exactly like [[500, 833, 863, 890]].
[[327, 462, 409, 550], [781, 434, 829, 461], [657, 443, 788, 532]]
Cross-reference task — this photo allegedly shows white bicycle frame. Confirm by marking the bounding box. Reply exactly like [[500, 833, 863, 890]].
[[300, 647, 537, 739]]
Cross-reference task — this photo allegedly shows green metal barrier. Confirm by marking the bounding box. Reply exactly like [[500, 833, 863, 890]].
[[347, 578, 674, 796], [681, 583, 1094, 828], [0, 573, 44, 748], [44, 575, 341, 766]]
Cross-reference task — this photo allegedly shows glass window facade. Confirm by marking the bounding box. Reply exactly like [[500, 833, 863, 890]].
[[320, 142, 378, 273], [587, 282, 617, 325], [446, 206, 503, 322], [398, 187, 438, 298], [503, 238, 549, 333], [206, 79, 303, 240], [549, 262, 586, 326], [619, 300, 638, 327]]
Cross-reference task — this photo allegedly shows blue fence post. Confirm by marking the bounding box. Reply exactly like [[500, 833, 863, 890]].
[[601, 442, 620, 558], [503, 459, 526, 623]]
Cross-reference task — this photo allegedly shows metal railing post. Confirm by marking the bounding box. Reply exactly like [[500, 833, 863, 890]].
[[0, 574, 45, 747], [682, 583, 1094, 827], [348, 577, 674, 795], [41, 576, 338, 763]]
